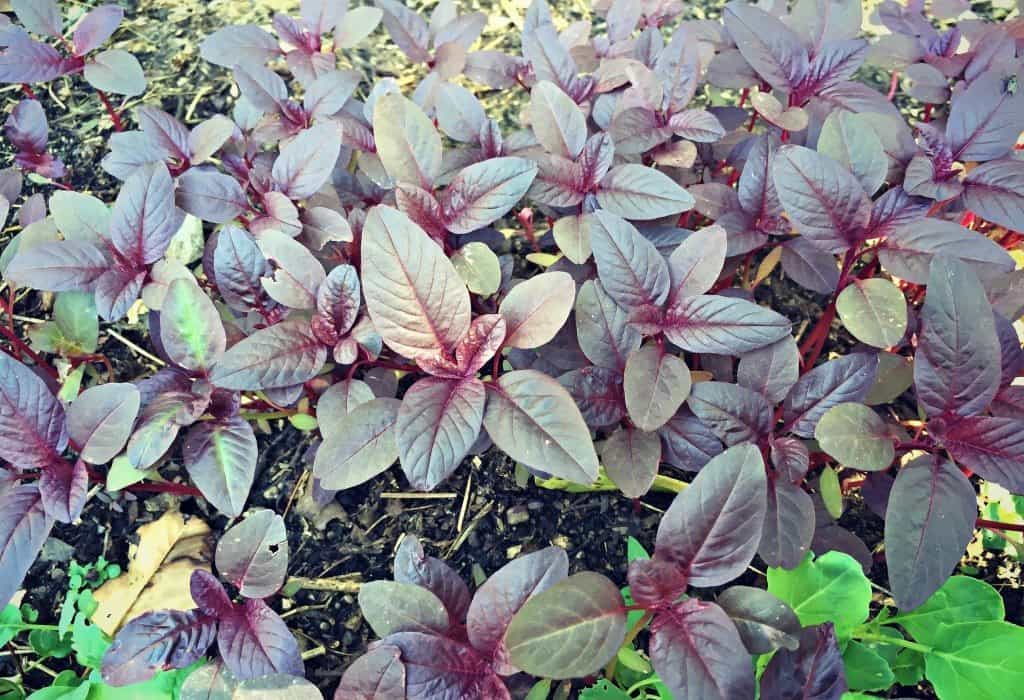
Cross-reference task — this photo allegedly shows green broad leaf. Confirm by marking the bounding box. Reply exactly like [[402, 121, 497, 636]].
[[617, 645, 651, 674], [627, 536, 650, 563], [924, 621, 1024, 700], [29, 628, 72, 661], [0, 679, 24, 700], [27, 323, 65, 354], [288, 413, 318, 431], [767, 551, 871, 636], [579, 680, 631, 700], [451, 242, 501, 296], [890, 576, 1004, 646], [820, 466, 844, 519], [0, 605, 23, 646], [71, 615, 108, 669], [506, 572, 627, 679], [815, 403, 895, 472], [59, 365, 86, 403], [836, 278, 908, 349], [58, 589, 78, 638], [106, 455, 152, 491], [50, 192, 110, 246], [553, 214, 592, 264], [26, 685, 87, 700], [864, 351, 913, 406], [842, 640, 895, 692], [160, 278, 227, 372], [525, 679, 552, 700], [54, 292, 99, 353], [891, 648, 925, 686]]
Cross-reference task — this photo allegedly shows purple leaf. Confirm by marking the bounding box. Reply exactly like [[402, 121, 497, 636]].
[[772, 145, 871, 254], [867, 186, 930, 238], [737, 337, 800, 405], [313, 398, 401, 490], [717, 585, 800, 654], [377, 632, 508, 700], [759, 478, 815, 569], [962, 158, 1024, 232], [759, 623, 847, 700], [101, 609, 217, 686], [884, 455, 975, 610], [687, 381, 773, 446], [218, 598, 304, 681], [781, 237, 840, 295], [782, 352, 878, 438], [11, 0, 61, 36], [216, 509, 289, 599], [372, 93, 441, 188], [72, 5, 123, 56], [505, 572, 626, 679], [453, 314, 507, 377], [945, 68, 1024, 162], [623, 343, 691, 432], [528, 153, 586, 208], [304, 69, 362, 120], [315, 264, 361, 340], [603, 425, 662, 498], [589, 210, 671, 310], [161, 278, 227, 372], [183, 417, 258, 517], [723, 1, 809, 91], [528, 81, 587, 160], [136, 106, 189, 162], [770, 436, 810, 483], [915, 255, 1001, 418], [936, 415, 1024, 493], [210, 320, 327, 390], [0, 484, 53, 608], [663, 295, 792, 356], [6, 240, 109, 292], [374, 0, 430, 63], [109, 163, 185, 267], [176, 169, 248, 224], [361, 206, 470, 360], [655, 443, 767, 587], [499, 272, 575, 350], [335, 644, 406, 700], [125, 391, 200, 469], [257, 230, 326, 310], [668, 109, 726, 143], [394, 535, 471, 624], [667, 226, 727, 301], [232, 64, 288, 114], [396, 376, 485, 490], [801, 39, 868, 93], [655, 26, 701, 112], [483, 370, 600, 484], [649, 598, 755, 700], [0, 37, 69, 83], [359, 580, 451, 637], [597, 164, 695, 220], [0, 351, 67, 468], [522, 24, 578, 95], [442, 157, 537, 234], [200, 25, 281, 68], [214, 226, 273, 313], [879, 219, 1014, 285], [658, 412, 723, 472], [38, 458, 88, 523], [67, 382, 140, 465], [272, 123, 342, 200], [5, 99, 47, 154], [575, 279, 642, 371], [466, 545, 568, 668], [191, 569, 234, 619]]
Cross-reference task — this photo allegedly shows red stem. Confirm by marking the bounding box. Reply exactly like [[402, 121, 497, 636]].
[[977, 518, 1024, 534], [96, 90, 125, 132], [886, 71, 900, 101]]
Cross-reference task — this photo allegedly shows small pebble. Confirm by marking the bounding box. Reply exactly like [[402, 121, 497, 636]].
[[506, 505, 529, 526]]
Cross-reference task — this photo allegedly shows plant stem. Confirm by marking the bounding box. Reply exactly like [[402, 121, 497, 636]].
[[95, 90, 124, 132], [976, 518, 1024, 534], [857, 631, 932, 655]]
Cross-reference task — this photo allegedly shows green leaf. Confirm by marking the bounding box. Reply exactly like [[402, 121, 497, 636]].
[[767, 551, 871, 637], [0, 605, 23, 647], [525, 679, 552, 700], [890, 576, 1004, 646], [836, 278, 908, 349], [71, 615, 108, 669], [58, 365, 85, 403], [815, 403, 895, 472], [820, 466, 843, 519], [0, 679, 24, 700], [288, 413, 318, 431], [579, 680, 631, 700], [54, 292, 99, 353], [627, 536, 650, 563], [925, 621, 1024, 700], [29, 629, 72, 660], [891, 648, 925, 686], [106, 455, 152, 491], [842, 640, 894, 692], [160, 278, 226, 371], [506, 572, 627, 679], [817, 111, 887, 196], [451, 242, 501, 296]]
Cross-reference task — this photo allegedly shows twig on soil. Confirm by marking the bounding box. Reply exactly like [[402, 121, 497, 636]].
[[380, 492, 458, 499], [105, 329, 166, 366], [286, 575, 362, 593], [447, 500, 494, 556], [456, 474, 473, 533]]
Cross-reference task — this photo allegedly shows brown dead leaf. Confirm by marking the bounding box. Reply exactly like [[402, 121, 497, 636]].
[[91, 510, 213, 635]]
